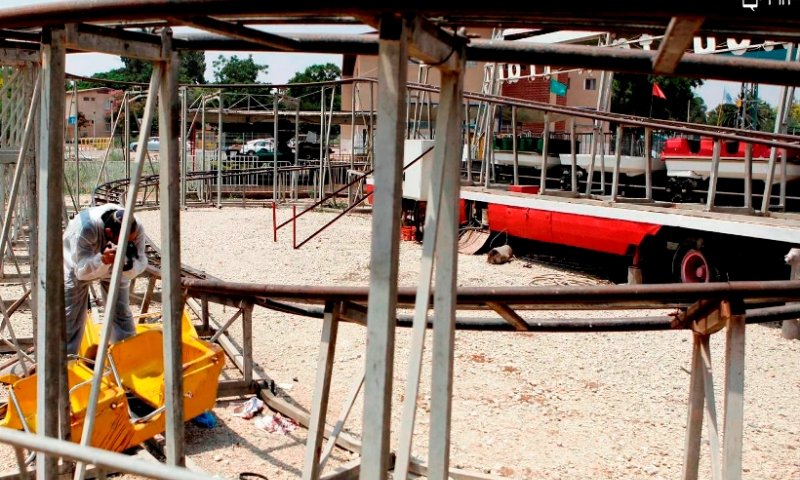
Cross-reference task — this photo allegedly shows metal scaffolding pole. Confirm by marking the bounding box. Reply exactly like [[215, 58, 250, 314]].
[[428, 60, 465, 480], [180, 85, 187, 209], [36, 26, 67, 480], [74, 62, 164, 480], [0, 71, 39, 273], [360, 14, 407, 480], [273, 92, 278, 202], [216, 90, 223, 208], [158, 30, 185, 467]]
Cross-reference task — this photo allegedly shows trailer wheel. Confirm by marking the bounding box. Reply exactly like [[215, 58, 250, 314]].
[[677, 248, 716, 283]]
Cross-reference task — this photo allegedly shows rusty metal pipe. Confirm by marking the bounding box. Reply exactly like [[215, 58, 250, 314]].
[[179, 278, 800, 307]]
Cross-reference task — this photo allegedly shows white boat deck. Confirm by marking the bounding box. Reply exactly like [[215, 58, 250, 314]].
[[460, 185, 800, 244]]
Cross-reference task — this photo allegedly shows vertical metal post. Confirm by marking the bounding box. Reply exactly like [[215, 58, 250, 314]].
[[511, 106, 518, 186], [349, 80, 356, 203], [361, 15, 406, 480], [683, 334, 704, 480], [706, 139, 721, 211], [180, 86, 187, 209], [292, 204, 297, 249], [294, 102, 300, 166], [539, 113, 550, 193], [369, 81, 374, 168], [611, 124, 622, 201], [73, 81, 79, 205], [302, 301, 339, 480], [216, 91, 223, 208], [428, 62, 464, 480], [585, 125, 598, 195], [158, 33, 184, 467], [242, 302, 253, 385], [74, 64, 164, 480], [124, 92, 130, 180], [464, 97, 471, 183], [644, 127, 653, 201], [319, 87, 325, 201], [0, 73, 39, 272], [273, 92, 279, 202], [722, 313, 746, 480], [37, 27, 67, 480], [700, 336, 723, 480], [569, 118, 578, 194], [94, 92, 126, 192], [760, 43, 794, 214], [200, 94, 206, 202], [744, 143, 753, 209]]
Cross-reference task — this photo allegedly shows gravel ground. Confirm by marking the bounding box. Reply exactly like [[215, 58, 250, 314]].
[[0, 205, 797, 479], [133, 206, 800, 480]]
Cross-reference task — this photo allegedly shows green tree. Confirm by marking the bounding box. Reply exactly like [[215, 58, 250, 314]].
[[212, 54, 270, 107], [611, 74, 704, 121], [180, 51, 207, 85], [706, 103, 739, 127], [75, 51, 207, 89], [212, 54, 268, 84], [286, 63, 342, 111], [789, 103, 800, 135]]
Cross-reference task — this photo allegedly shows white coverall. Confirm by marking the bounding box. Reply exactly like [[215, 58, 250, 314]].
[[62, 204, 147, 355]]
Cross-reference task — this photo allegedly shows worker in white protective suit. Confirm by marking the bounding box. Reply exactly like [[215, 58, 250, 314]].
[[63, 204, 147, 355]]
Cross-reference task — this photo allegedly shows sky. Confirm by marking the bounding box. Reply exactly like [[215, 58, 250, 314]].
[[3, 1, 795, 111]]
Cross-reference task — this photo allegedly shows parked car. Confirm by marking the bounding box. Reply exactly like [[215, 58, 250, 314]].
[[243, 138, 274, 155], [129, 137, 191, 153], [129, 137, 160, 152]]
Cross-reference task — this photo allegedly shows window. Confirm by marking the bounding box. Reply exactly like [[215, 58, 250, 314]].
[[584, 78, 597, 90], [83, 96, 90, 101]]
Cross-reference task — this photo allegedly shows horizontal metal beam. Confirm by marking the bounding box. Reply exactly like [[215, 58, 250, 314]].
[[64, 23, 165, 61], [466, 39, 800, 87], [170, 32, 800, 87], [0, 2, 797, 31], [652, 16, 704, 74], [174, 16, 300, 51], [405, 16, 465, 72], [180, 277, 800, 309], [0, 427, 214, 480], [0, 47, 38, 64]]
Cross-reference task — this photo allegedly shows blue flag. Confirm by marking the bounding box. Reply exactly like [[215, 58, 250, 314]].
[[723, 90, 734, 104], [550, 78, 567, 97]]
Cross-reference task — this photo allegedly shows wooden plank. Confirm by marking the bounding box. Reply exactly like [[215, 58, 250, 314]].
[[722, 314, 746, 480], [652, 17, 704, 74]]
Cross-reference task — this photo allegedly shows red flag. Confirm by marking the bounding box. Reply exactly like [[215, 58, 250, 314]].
[[652, 83, 667, 100]]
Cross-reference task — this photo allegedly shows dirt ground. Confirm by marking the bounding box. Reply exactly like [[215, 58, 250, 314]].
[[0, 205, 798, 479]]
